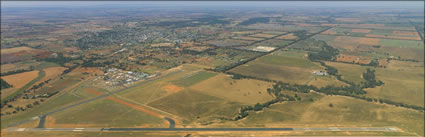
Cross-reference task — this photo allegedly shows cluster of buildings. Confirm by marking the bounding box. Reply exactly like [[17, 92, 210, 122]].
[[312, 70, 328, 76], [98, 68, 155, 86]]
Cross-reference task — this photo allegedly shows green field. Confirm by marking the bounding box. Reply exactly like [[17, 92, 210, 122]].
[[173, 71, 217, 87], [379, 39, 424, 49], [229, 51, 324, 84], [324, 61, 369, 84]]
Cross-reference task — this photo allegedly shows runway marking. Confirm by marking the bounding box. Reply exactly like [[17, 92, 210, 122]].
[[17, 128, 25, 131], [75, 128, 84, 129], [73, 130, 83, 132]]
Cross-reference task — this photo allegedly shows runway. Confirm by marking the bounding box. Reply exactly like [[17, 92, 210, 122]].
[[6, 127, 399, 132]]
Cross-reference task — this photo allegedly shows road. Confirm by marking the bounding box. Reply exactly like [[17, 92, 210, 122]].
[[6, 127, 399, 132], [7, 70, 182, 128]]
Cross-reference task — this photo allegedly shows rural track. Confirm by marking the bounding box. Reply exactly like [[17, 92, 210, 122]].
[[6, 127, 400, 132], [7, 70, 183, 128]]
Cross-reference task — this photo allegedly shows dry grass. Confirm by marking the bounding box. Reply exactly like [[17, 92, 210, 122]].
[[36, 67, 67, 84], [276, 33, 298, 40], [238, 36, 264, 41], [190, 73, 274, 105], [1, 47, 34, 54], [359, 37, 381, 45], [1, 70, 39, 88], [249, 33, 276, 38], [392, 31, 418, 36], [352, 29, 371, 33], [321, 30, 337, 35]]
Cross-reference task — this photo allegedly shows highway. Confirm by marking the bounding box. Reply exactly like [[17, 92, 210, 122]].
[[6, 127, 399, 132]]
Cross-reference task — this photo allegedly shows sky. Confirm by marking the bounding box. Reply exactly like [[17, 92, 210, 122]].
[[2, 1, 424, 9]]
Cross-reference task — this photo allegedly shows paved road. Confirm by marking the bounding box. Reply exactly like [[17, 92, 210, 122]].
[[6, 127, 399, 132], [7, 70, 182, 128], [164, 117, 175, 128]]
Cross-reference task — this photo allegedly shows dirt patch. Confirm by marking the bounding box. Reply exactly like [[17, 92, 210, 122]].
[[1, 70, 39, 88], [378, 59, 389, 67], [352, 29, 371, 33], [163, 84, 184, 93], [45, 116, 102, 128], [359, 37, 380, 45]]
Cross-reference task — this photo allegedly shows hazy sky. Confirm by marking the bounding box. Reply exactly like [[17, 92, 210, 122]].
[[2, 1, 424, 9]]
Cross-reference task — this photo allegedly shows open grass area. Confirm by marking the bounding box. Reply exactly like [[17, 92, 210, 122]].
[[324, 61, 369, 84], [50, 98, 164, 128], [190, 73, 274, 105], [257, 55, 320, 69], [229, 51, 323, 84], [1, 92, 83, 129], [379, 39, 424, 49], [148, 90, 243, 123], [239, 94, 424, 136], [173, 71, 217, 87], [364, 60, 424, 107]]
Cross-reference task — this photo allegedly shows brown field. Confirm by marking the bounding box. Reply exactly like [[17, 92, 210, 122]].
[[163, 84, 184, 93], [1, 70, 39, 88], [249, 33, 276, 38], [0, 47, 34, 54], [190, 73, 274, 105], [358, 37, 381, 45], [392, 31, 418, 36], [36, 67, 67, 84], [276, 33, 298, 40], [352, 29, 371, 33], [336, 54, 371, 64], [366, 34, 421, 40], [185, 46, 212, 52], [238, 36, 264, 41], [321, 30, 337, 35]]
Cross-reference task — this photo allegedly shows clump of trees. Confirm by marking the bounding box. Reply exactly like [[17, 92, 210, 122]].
[[361, 68, 384, 88], [307, 40, 339, 61], [0, 78, 13, 90]]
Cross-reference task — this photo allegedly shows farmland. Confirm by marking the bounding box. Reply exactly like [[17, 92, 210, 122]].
[[1, 1, 424, 137]]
